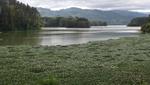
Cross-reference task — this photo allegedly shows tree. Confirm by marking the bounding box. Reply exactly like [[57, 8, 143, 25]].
[[42, 17, 90, 28], [0, 0, 42, 31], [128, 17, 149, 26], [141, 23, 150, 33], [90, 21, 107, 26]]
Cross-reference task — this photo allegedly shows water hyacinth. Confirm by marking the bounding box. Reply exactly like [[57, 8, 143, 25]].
[[1, 34, 150, 85]]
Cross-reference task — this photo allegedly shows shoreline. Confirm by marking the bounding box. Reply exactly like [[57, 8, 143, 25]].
[[0, 34, 150, 85]]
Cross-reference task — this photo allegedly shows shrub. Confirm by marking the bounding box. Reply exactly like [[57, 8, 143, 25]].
[[38, 76, 59, 85], [141, 23, 150, 33]]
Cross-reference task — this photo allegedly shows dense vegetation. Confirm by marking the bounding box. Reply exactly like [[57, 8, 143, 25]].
[[0, 0, 42, 31], [141, 15, 150, 33], [1, 35, 150, 85], [128, 17, 149, 26], [90, 21, 107, 26], [42, 17, 90, 28], [128, 15, 150, 33], [141, 23, 150, 33]]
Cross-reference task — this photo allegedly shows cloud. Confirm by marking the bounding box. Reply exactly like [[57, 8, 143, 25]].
[[17, 0, 150, 11]]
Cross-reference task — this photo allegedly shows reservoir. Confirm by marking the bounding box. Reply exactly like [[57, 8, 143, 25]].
[[0, 25, 141, 46]]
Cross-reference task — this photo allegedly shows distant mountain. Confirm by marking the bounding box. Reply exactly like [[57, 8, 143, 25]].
[[37, 7, 147, 25]]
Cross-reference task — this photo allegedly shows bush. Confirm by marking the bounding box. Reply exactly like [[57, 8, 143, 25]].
[[141, 23, 150, 33], [38, 76, 59, 85]]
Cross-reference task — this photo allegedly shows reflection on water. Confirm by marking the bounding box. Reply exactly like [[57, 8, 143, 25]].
[[0, 31, 41, 45], [0, 26, 141, 46]]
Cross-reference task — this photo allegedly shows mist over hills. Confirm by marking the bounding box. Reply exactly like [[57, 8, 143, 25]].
[[37, 7, 147, 25]]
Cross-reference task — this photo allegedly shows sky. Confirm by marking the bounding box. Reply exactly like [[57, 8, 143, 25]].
[[17, 0, 150, 13]]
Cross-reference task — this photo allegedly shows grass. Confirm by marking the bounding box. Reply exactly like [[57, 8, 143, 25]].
[[1, 34, 150, 85]]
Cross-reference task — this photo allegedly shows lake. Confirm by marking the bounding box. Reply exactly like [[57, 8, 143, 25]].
[[0, 25, 141, 46]]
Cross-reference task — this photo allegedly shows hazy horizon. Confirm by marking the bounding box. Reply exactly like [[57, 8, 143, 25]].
[[17, 0, 150, 13]]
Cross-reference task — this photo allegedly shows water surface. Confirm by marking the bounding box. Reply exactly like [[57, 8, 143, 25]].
[[0, 25, 141, 46]]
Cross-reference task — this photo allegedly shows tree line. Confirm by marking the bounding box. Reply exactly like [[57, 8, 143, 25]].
[[42, 17, 90, 28], [0, 0, 42, 31], [0, 0, 107, 31], [141, 15, 150, 33], [128, 17, 149, 26], [90, 21, 107, 26], [127, 15, 150, 33], [42, 17, 107, 28]]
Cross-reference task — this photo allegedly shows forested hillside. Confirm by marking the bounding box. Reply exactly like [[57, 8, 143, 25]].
[[128, 17, 149, 26], [37, 7, 147, 25], [0, 0, 42, 31]]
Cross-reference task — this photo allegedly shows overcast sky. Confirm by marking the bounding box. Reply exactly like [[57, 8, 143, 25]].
[[17, 0, 150, 12]]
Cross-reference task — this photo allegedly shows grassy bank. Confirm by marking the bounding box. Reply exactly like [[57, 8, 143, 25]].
[[1, 34, 150, 85]]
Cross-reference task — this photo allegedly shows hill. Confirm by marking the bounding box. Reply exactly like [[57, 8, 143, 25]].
[[37, 7, 147, 25]]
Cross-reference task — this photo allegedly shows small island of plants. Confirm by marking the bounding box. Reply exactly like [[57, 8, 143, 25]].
[[42, 17, 90, 28]]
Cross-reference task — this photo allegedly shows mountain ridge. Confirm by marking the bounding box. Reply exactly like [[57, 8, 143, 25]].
[[37, 7, 147, 25]]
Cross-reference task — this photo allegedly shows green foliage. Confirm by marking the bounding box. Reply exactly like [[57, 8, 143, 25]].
[[0, 0, 42, 31], [38, 76, 59, 85], [141, 23, 150, 33], [42, 17, 90, 28], [141, 15, 150, 33], [90, 21, 107, 26], [128, 17, 149, 26], [2, 35, 150, 85], [129, 15, 150, 33]]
